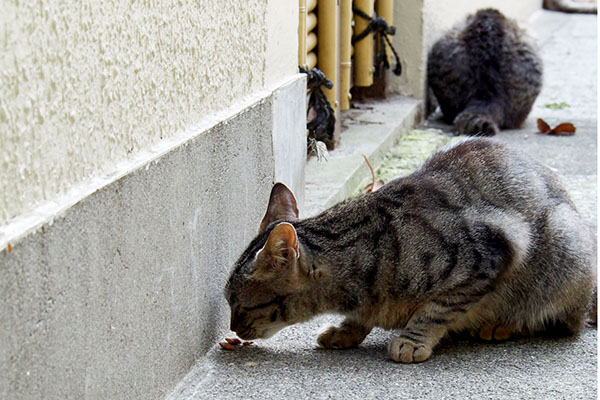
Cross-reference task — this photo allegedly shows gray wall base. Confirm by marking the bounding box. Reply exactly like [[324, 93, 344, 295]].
[[0, 75, 306, 399]]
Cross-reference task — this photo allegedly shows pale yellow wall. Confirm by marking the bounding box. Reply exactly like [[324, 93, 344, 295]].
[[389, 0, 542, 98], [0, 0, 299, 226], [266, 0, 299, 88]]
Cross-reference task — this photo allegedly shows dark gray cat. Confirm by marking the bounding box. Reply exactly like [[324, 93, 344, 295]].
[[225, 138, 596, 363], [427, 9, 543, 136]]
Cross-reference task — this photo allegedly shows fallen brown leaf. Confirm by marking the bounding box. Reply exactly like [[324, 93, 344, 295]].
[[537, 118, 551, 133], [552, 122, 576, 134], [537, 118, 576, 135]]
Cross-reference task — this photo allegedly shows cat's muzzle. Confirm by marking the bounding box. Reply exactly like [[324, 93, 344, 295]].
[[234, 327, 257, 340]]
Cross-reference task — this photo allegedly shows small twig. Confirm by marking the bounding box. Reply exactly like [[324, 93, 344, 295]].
[[362, 154, 376, 193]]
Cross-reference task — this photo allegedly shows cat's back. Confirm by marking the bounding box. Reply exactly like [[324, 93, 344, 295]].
[[304, 138, 575, 244], [457, 8, 532, 63], [459, 8, 508, 64], [420, 137, 521, 175], [383, 138, 572, 216]]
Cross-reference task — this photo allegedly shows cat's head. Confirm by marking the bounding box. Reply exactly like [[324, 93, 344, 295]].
[[224, 183, 315, 340]]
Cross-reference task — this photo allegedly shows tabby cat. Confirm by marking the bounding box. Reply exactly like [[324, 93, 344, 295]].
[[225, 138, 596, 363], [427, 9, 543, 136]]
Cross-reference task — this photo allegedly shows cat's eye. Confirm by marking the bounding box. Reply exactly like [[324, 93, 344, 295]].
[[240, 296, 285, 312], [270, 309, 278, 322]]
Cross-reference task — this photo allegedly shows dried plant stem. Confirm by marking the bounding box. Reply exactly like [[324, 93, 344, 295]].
[[362, 154, 376, 193]]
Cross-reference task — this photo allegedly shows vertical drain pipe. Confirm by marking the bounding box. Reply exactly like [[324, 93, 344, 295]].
[[298, 0, 307, 67], [353, 0, 374, 87], [317, 0, 339, 112], [339, 0, 352, 110], [375, 0, 393, 65]]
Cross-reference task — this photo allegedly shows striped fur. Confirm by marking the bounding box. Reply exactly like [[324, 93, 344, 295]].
[[224, 138, 596, 363]]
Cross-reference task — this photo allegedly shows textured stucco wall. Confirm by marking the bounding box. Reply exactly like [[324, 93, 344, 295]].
[[389, 0, 542, 98], [0, 0, 301, 227]]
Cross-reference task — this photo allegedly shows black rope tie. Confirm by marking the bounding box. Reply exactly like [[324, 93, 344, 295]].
[[352, 7, 402, 78], [299, 66, 335, 149]]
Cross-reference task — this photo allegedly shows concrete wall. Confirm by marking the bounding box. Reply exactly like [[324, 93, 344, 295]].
[[0, 77, 306, 400], [389, 0, 542, 98], [0, 1, 305, 399]]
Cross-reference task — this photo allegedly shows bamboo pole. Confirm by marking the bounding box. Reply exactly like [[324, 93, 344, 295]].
[[298, 0, 307, 67], [375, 0, 393, 64], [317, 0, 339, 110], [339, 0, 352, 110], [307, 32, 318, 53], [353, 0, 374, 87], [307, 52, 317, 69], [307, 12, 317, 32]]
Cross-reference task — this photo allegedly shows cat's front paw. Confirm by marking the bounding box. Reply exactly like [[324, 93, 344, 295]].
[[317, 325, 362, 349], [388, 337, 432, 363]]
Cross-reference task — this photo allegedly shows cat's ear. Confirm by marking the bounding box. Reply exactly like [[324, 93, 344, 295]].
[[259, 183, 299, 233], [252, 222, 299, 280]]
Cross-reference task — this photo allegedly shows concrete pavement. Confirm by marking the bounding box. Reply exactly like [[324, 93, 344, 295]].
[[169, 10, 597, 400]]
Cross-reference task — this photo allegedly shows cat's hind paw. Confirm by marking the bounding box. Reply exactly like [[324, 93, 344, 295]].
[[387, 337, 432, 363], [317, 324, 367, 349], [471, 324, 514, 341]]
